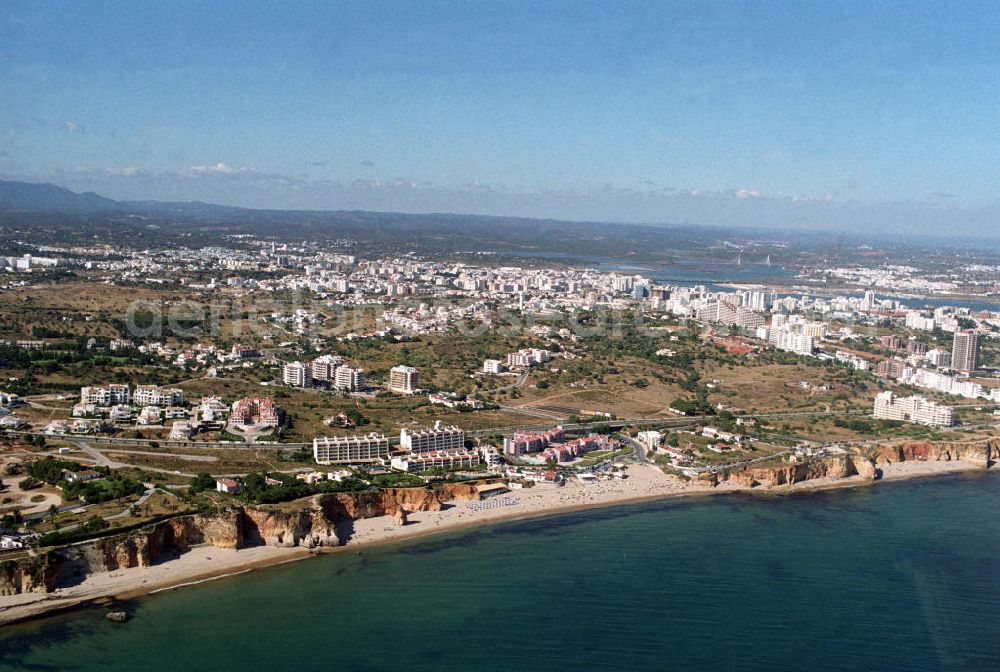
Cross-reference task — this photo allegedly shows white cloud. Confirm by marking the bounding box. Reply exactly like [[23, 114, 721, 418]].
[[189, 162, 234, 175]]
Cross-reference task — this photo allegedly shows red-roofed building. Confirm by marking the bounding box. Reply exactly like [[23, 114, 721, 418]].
[[216, 478, 242, 494], [503, 426, 565, 456], [230, 397, 281, 428]]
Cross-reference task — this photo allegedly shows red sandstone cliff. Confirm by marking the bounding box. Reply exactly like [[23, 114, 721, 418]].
[[876, 438, 998, 469], [707, 453, 877, 489], [6, 486, 461, 596], [0, 552, 59, 596], [708, 436, 998, 490]]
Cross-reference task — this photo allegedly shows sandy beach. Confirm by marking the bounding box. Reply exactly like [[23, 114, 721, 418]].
[[0, 459, 990, 628], [0, 545, 311, 627]]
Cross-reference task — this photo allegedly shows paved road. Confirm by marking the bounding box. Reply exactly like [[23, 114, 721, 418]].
[[71, 440, 124, 469], [98, 448, 219, 462], [492, 369, 531, 393], [498, 404, 566, 421], [22, 502, 88, 522], [619, 436, 648, 464], [104, 487, 180, 521]]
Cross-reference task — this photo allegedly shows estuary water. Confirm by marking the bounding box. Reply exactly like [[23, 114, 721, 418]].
[[1, 472, 998, 672]]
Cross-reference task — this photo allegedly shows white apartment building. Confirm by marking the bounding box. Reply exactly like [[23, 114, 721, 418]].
[[507, 348, 551, 368], [334, 366, 365, 391], [311, 354, 344, 381], [313, 433, 391, 465], [927, 349, 952, 368], [133, 385, 184, 407], [108, 405, 136, 423], [735, 306, 766, 330], [283, 361, 312, 388], [388, 365, 419, 394], [391, 450, 480, 472], [400, 421, 465, 453], [636, 430, 663, 451], [743, 290, 773, 311], [898, 367, 984, 400], [905, 312, 936, 331], [483, 359, 505, 374], [873, 391, 953, 427], [801, 322, 828, 339], [81, 384, 130, 405], [774, 329, 815, 356]]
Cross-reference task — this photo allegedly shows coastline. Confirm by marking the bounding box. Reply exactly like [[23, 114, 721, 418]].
[[0, 458, 989, 629]]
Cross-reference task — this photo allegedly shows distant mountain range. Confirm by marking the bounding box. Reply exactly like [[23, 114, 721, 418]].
[[0, 179, 120, 212], [0, 179, 244, 215], [1, 179, 994, 255]]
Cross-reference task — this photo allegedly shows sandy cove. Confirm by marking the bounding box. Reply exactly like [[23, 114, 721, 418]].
[[0, 459, 989, 628]]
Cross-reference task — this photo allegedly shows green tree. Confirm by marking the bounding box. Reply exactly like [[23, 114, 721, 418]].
[[189, 472, 216, 492]]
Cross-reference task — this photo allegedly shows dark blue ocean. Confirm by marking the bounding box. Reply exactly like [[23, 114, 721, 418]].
[[2, 472, 999, 672]]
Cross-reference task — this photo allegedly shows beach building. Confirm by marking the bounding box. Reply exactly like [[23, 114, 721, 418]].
[[313, 433, 391, 465], [400, 421, 465, 453]]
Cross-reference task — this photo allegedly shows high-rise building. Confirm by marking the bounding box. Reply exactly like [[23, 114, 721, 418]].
[[400, 421, 465, 453], [862, 290, 877, 310], [311, 354, 344, 381], [283, 361, 312, 388], [951, 330, 981, 372], [334, 366, 365, 391], [313, 433, 390, 465], [388, 365, 419, 394]]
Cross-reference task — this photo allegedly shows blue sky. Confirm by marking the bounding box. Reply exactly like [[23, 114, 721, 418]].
[[2, 1, 1000, 234]]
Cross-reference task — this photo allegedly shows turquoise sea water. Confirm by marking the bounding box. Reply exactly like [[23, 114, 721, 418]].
[[2, 472, 999, 672]]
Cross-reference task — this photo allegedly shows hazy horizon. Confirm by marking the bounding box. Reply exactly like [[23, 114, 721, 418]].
[[3, 2, 1000, 236]]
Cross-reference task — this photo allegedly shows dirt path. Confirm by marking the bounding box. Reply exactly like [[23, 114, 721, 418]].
[[0, 474, 63, 515]]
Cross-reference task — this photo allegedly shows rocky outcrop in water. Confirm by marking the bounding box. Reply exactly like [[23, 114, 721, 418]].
[[105, 610, 128, 623]]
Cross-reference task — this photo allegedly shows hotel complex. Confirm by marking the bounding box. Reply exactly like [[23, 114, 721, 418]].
[[873, 391, 954, 427], [313, 433, 391, 465], [133, 385, 184, 407], [400, 421, 466, 453], [390, 449, 481, 472], [230, 397, 281, 428]]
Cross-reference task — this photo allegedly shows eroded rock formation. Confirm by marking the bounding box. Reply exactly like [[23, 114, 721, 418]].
[[0, 552, 59, 596], [707, 437, 997, 490], [876, 438, 998, 469], [707, 453, 874, 489], [1, 485, 467, 597]]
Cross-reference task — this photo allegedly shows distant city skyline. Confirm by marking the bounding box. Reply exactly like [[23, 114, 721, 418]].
[[3, 1, 1000, 236]]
